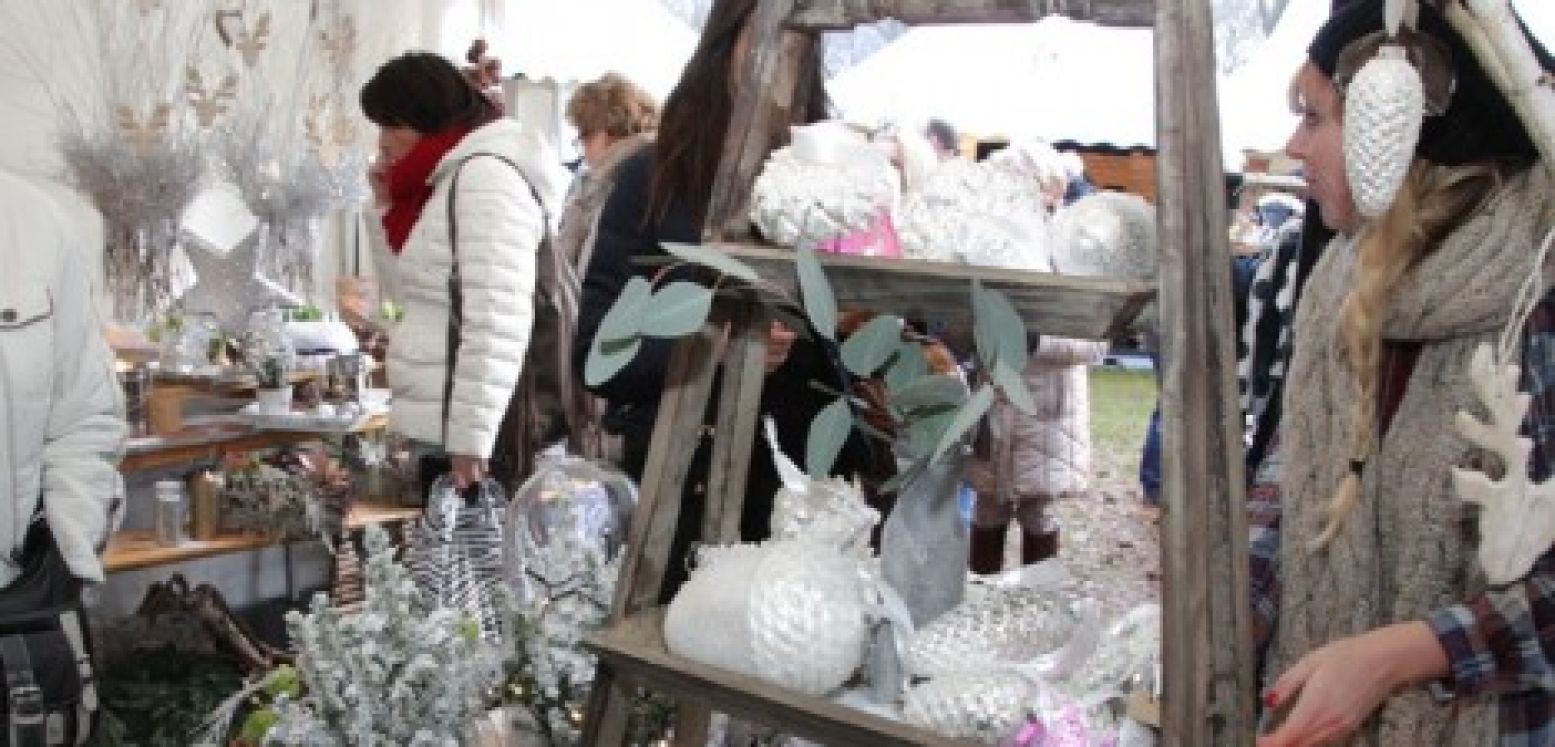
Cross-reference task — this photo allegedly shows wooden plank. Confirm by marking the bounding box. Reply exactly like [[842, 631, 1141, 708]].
[[705, 0, 812, 242], [104, 530, 275, 573], [121, 414, 388, 473], [103, 500, 417, 574], [583, 324, 726, 745], [702, 298, 770, 544], [692, 244, 1154, 343], [1153, 0, 1255, 743], [343, 501, 422, 530], [586, 610, 982, 747], [788, 0, 1156, 30]]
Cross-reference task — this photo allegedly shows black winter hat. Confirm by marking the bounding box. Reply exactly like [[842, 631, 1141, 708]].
[[1308, 0, 1553, 166]]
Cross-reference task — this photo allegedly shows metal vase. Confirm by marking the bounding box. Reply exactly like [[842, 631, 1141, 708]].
[[881, 447, 970, 626]]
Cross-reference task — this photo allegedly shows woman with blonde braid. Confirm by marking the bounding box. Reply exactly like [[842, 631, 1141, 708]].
[[1252, 2, 1555, 745]]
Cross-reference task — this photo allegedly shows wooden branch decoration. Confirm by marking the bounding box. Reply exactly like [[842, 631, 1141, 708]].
[[788, 0, 1156, 30], [1451, 343, 1555, 586], [1444, 0, 1555, 187]]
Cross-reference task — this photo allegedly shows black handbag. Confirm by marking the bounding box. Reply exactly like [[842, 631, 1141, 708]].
[[0, 521, 96, 746]]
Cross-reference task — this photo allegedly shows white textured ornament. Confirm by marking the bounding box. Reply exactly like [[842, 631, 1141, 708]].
[[1452, 343, 1555, 586], [1047, 192, 1157, 279], [903, 585, 1077, 679], [896, 160, 1051, 270], [664, 539, 870, 696], [902, 670, 1041, 743], [1343, 44, 1426, 219], [749, 130, 897, 250]]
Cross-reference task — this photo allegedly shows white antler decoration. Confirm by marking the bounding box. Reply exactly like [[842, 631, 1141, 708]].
[[1452, 343, 1555, 586]]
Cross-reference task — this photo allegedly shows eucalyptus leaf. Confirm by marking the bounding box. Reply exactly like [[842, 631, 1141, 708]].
[[585, 336, 642, 387], [931, 384, 994, 463], [993, 361, 1036, 416], [640, 281, 713, 338], [841, 315, 903, 377], [795, 247, 838, 341], [596, 276, 651, 344], [902, 406, 958, 462], [891, 373, 968, 412], [884, 341, 928, 392], [972, 280, 1028, 372], [662, 242, 759, 282], [806, 396, 853, 479]]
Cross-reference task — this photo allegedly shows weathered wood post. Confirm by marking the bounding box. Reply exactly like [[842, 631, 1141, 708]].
[[1154, 0, 1258, 744]]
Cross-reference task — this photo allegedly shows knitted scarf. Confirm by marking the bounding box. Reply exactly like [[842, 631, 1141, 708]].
[[1271, 167, 1554, 745], [382, 126, 471, 253]]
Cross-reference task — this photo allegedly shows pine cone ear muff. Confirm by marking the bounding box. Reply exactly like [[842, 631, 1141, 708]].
[[1335, 0, 1456, 219], [1343, 41, 1425, 218]]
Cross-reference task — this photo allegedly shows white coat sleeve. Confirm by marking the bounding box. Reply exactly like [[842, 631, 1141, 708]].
[[443, 157, 541, 458], [41, 237, 126, 583]]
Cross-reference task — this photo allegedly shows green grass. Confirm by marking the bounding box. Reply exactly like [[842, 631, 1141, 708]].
[[1088, 368, 1158, 475]]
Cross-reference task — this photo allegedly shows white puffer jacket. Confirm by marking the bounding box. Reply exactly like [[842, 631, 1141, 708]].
[[0, 171, 125, 586], [385, 118, 568, 458]]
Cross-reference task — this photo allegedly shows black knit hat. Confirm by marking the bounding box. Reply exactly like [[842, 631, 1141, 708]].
[[1308, 0, 1553, 166]]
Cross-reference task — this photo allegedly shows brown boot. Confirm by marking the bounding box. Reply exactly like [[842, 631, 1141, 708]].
[[969, 525, 1008, 575], [1021, 522, 1060, 565]]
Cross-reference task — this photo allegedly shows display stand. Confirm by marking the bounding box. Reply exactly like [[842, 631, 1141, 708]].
[[582, 1, 1252, 745]]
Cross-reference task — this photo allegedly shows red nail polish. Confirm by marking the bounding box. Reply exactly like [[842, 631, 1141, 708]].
[[1264, 691, 1278, 708]]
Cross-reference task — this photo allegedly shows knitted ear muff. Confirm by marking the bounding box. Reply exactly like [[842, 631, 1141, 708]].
[[1343, 0, 1427, 219]]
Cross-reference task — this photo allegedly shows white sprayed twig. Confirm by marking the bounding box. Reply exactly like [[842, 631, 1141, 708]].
[[1447, 0, 1555, 187]]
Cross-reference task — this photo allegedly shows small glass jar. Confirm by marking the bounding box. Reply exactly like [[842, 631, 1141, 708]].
[[153, 480, 186, 547]]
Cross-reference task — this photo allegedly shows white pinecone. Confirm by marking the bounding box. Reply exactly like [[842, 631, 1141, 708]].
[[1343, 44, 1425, 219]]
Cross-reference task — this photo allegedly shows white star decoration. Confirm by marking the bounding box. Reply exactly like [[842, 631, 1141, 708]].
[[1451, 343, 1555, 586], [179, 228, 299, 333]]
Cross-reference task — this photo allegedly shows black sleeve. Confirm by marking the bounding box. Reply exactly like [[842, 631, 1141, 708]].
[[574, 153, 677, 404]]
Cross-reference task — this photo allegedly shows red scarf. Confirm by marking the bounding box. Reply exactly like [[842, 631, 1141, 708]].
[[382, 126, 472, 253]]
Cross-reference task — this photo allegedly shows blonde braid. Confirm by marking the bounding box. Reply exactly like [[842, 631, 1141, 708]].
[[1311, 161, 1505, 550]]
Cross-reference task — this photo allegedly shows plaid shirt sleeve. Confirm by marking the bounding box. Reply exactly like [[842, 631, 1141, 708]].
[[1426, 298, 1555, 706], [1248, 434, 1284, 656]]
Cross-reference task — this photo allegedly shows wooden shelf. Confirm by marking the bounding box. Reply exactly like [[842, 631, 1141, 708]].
[[679, 243, 1155, 344], [585, 609, 980, 747], [104, 500, 419, 574], [121, 414, 388, 473], [345, 501, 421, 529], [104, 531, 276, 573]]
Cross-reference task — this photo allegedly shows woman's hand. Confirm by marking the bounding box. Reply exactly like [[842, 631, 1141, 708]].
[[448, 453, 487, 490], [765, 320, 797, 373], [1259, 622, 1448, 747]]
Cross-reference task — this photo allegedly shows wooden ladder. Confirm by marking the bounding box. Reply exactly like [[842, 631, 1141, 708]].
[[580, 1, 1254, 745]]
